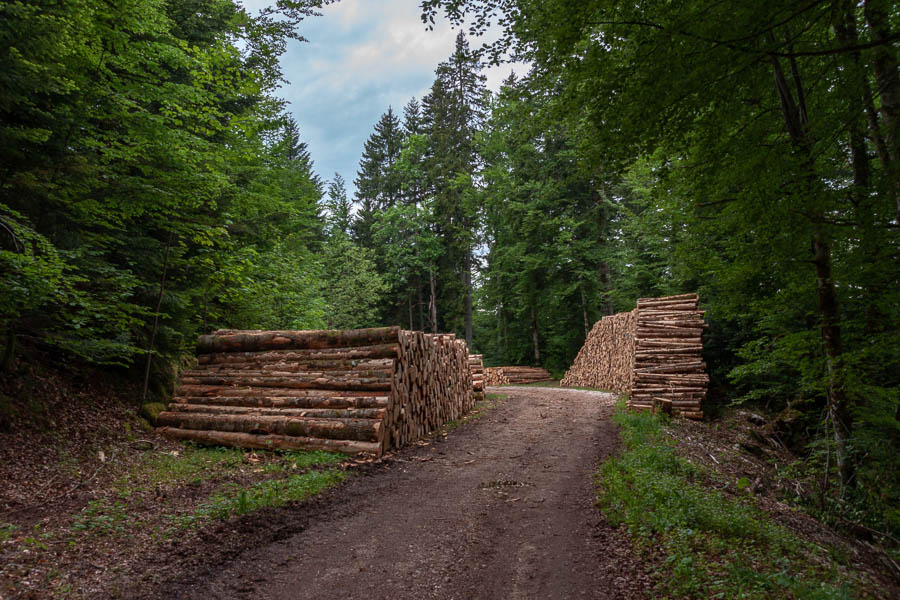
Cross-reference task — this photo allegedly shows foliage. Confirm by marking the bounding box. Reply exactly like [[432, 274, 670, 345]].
[[321, 234, 387, 329], [178, 469, 346, 527], [0, 0, 330, 384], [425, 0, 900, 536], [599, 404, 862, 598]]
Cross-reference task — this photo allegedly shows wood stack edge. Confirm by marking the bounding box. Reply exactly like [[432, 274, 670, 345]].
[[561, 294, 707, 419]]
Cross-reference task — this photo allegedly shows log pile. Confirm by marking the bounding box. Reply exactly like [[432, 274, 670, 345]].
[[560, 310, 636, 391], [483, 367, 509, 386], [469, 354, 485, 402], [561, 294, 707, 419], [493, 366, 553, 385], [630, 294, 707, 419], [156, 327, 474, 456], [385, 332, 474, 449]]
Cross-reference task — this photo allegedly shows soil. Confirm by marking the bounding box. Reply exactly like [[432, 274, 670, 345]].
[[2, 364, 894, 599], [127, 387, 651, 600]]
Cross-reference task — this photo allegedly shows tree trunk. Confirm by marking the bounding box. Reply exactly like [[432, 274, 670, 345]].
[[464, 251, 473, 348], [142, 231, 173, 402], [418, 277, 425, 331], [157, 427, 381, 455], [197, 326, 401, 354], [864, 0, 900, 223], [580, 287, 590, 339], [1, 325, 16, 373], [530, 303, 540, 364], [770, 45, 856, 489], [429, 268, 438, 333]]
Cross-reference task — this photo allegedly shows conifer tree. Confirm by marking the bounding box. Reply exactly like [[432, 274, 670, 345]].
[[422, 31, 487, 346], [324, 173, 353, 237]]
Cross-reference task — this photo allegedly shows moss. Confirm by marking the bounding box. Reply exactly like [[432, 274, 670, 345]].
[[139, 402, 167, 427]]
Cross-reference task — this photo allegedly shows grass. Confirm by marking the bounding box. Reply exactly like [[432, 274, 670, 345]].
[[57, 446, 350, 541], [114, 445, 344, 495], [597, 402, 865, 599], [173, 469, 346, 529]]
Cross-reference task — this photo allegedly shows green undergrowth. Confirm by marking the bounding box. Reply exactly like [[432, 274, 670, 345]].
[[172, 469, 346, 529], [114, 445, 344, 495], [60, 447, 347, 542], [598, 402, 870, 599]]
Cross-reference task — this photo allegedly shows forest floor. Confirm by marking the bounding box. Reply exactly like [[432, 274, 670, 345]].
[[0, 364, 896, 599]]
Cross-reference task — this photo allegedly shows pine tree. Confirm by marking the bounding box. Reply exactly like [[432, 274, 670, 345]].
[[422, 31, 487, 346], [324, 173, 353, 237]]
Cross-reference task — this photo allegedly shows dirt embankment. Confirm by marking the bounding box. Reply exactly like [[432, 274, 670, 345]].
[[133, 388, 650, 600]]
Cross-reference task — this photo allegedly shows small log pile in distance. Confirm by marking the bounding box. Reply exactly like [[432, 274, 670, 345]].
[[630, 294, 707, 419], [561, 293, 707, 419], [483, 367, 509, 386], [469, 354, 485, 402], [482, 366, 553, 385], [559, 310, 636, 392], [156, 326, 474, 456]]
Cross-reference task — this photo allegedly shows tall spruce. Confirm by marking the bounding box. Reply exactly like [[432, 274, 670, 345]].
[[422, 31, 487, 346]]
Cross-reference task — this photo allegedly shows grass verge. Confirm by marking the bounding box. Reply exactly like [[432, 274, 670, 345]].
[[174, 469, 346, 529], [598, 402, 869, 599]]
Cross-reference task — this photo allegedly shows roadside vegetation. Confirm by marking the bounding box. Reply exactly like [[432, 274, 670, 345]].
[[0, 434, 349, 598], [598, 402, 888, 599]]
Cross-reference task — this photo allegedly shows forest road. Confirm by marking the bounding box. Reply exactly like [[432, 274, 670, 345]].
[[149, 387, 650, 600]]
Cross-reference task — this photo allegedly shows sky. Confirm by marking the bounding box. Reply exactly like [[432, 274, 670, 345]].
[[241, 0, 526, 198]]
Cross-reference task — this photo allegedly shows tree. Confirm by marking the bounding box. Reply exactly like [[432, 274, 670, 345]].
[[425, 0, 900, 522], [324, 173, 353, 237], [422, 31, 488, 346]]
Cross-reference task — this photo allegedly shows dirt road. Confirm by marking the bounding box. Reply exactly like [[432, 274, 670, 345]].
[[144, 387, 649, 600]]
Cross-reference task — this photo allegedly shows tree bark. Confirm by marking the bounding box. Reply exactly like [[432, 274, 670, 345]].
[[197, 326, 401, 354], [770, 45, 856, 489], [464, 251, 473, 348], [580, 287, 590, 339], [864, 0, 900, 223], [429, 268, 438, 333], [142, 231, 173, 402], [530, 302, 540, 364]]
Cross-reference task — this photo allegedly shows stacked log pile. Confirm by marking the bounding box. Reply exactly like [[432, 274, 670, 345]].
[[483, 367, 509, 386], [561, 294, 707, 419], [630, 294, 707, 418], [495, 366, 553, 385], [385, 332, 474, 449], [156, 326, 474, 456], [560, 310, 636, 391], [469, 354, 485, 401]]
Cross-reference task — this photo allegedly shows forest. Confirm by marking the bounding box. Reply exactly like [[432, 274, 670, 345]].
[[1, 0, 898, 554]]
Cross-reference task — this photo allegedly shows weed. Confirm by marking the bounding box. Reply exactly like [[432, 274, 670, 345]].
[[597, 401, 871, 599], [172, 469, 346, 530], [0, 522, 17, 542], [71, 499, 130, 537]]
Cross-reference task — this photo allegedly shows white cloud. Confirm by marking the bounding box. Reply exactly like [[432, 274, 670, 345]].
[[240, 0, 531, 195]]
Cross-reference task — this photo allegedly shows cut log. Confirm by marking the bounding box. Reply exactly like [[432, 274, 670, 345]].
[[157, 412, 383, 442], [197, 326, 401, 354], [196, 344, 400, 365], [166, 404, 386, 420], [172, 394, 389, 409], [157, 427, 381, 455]]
